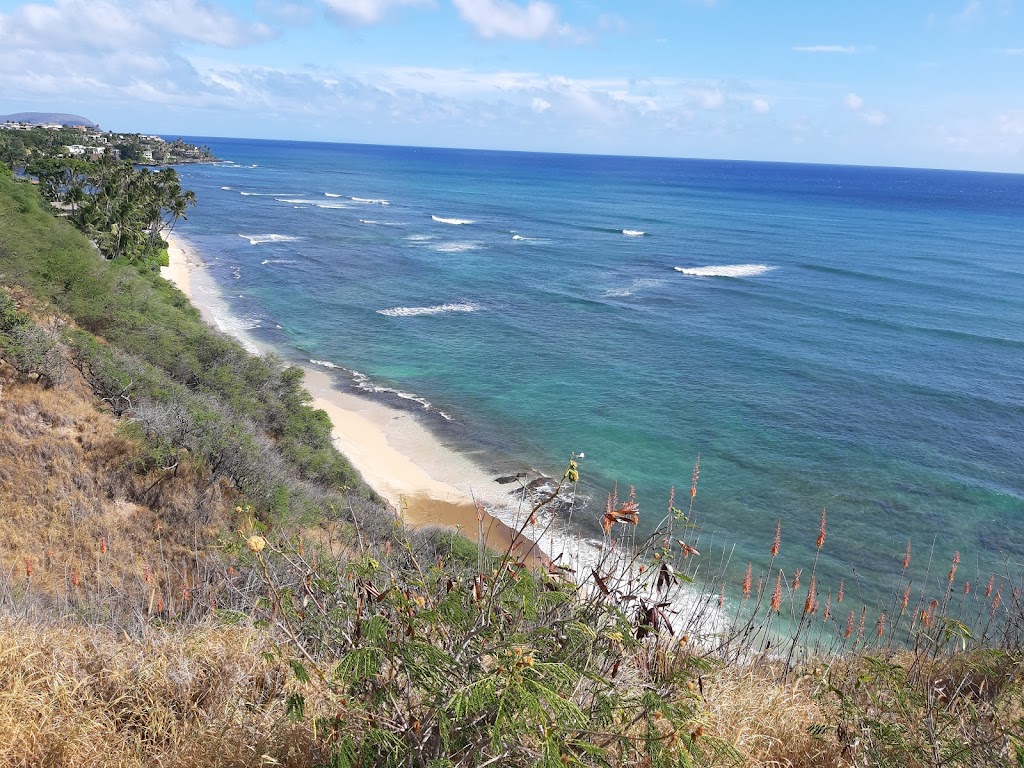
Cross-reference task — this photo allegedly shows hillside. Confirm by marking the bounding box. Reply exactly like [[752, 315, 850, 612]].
[[0, 112, 97, 127], [0, 166, 1022, 767]]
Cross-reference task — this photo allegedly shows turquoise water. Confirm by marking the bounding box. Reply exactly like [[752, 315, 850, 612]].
[[172, 139, 1024, 602]]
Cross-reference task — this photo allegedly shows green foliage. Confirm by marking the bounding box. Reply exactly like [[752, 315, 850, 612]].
[[0, 170, 371, 527], [251, 526, 740, 768], [822, 650, 1024, 766]]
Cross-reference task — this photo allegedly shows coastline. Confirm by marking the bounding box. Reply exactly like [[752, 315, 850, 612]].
[[162, 232, 551, 564]]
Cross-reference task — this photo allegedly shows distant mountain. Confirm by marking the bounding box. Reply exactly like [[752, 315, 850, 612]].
[[0, 112, 97, 128]]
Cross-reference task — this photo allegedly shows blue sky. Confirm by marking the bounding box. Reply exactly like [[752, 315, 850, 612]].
[[1, 0, 1022, 171]]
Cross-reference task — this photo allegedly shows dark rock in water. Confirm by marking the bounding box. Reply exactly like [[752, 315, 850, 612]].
[[526, 477, 551, 492], [495, 473, 528, 484]]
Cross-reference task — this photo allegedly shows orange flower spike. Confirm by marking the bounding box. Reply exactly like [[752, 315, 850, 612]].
[[770, 571, 782, 612], [689, 454, 700, 498], [771, 519, 781, 558], [857, 608, 867, 640], [963, 581, 970, 595], [947, 551, 960, 583], [816, 508, 826, 550], [24, 559, 32, 578], [837, 579, 844, 603], [100, 536, 108, 555], [876, 612, 886, 638], [985, 575, 995, 598], [742, 563, 752, 599], [901, 585, 911, 610], [844, 610, 854, 639], [822, 589, 832, 622], [791, 568, 802, 591], [71, 571, 80, 588], [803, 576, 816, 615], [903, 540, 911, 570]]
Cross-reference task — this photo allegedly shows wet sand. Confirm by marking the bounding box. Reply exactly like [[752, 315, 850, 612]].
[[162, 232, 548, 563]]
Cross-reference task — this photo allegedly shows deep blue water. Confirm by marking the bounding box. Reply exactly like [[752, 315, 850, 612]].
[[170, 138, 1024, 603]]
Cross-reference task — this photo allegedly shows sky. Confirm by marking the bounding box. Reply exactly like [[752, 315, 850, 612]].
[[1, 0, 1023, 171]]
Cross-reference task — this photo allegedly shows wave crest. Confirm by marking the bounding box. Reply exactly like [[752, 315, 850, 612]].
[[377, 302, 478, 317], [674, 264, 776, 278], [352, 197, 390, 205], [622, 229, 646, 237], [239, 234, 302, 245], [432, 215, 475, 225], [431, 242, 482, 253]]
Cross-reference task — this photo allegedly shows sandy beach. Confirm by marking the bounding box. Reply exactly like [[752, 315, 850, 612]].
[[162, 233, 550, 563]]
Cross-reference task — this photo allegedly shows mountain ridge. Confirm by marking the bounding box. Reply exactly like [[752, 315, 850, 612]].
[[0, 111, 97, 127]]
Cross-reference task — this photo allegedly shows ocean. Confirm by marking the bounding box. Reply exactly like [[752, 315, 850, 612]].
[[170, 138, 1024, 605]]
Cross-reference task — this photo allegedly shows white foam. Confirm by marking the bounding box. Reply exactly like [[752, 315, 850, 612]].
[[308, 360, 453, 420], [261, 259, 298, 265], [315, 202, 350, 209], [351, 197, 390, 205], [221, 186, 233, 190], [325, 193, 343, 197], [276, 198, 322, 204], [239, 234, 303, 245], [405, 234, 435, 242], [360, 219, 402, 226], [674, 264, 776, 278], [432, 215, 475, 225], [622, 229, 646, 237], [431, 241, 482, 253], [377, 302, 478, 317], [603, 278, 666, 298], [239, 191, 255, 196]]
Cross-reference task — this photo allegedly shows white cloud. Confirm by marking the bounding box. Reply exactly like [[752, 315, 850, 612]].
[[452, 0, 570, 40], [752, 97, 771, 114], [955, 0, 981, 22], [698, 88, 725, 110], [793, 45, 859, 53], [998, 112, 1024, 136], [0, 0, 271, 50], [862, 109, 888, 126], [319, 0, 431, 24], [843, 92, 888, 126], [531, 96, 551, 112]]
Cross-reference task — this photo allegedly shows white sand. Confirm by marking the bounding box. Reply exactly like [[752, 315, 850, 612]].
[[161, 232, 543, 558]]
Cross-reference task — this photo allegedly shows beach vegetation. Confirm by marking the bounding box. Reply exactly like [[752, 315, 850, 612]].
[[0, 167, 1022, 766]]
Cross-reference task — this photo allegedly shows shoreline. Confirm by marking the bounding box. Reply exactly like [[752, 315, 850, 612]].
[[162, 232, 551, 564]]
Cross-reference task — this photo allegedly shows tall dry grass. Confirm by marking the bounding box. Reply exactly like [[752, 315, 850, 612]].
[[0, 618, 329, 768]]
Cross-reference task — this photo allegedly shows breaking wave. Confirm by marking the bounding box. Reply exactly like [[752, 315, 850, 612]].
[[377, 302, 478, 317], [307, 359, 453, 420], [674, 264, 776, 278], [432, 215, 475, 225], [239, 234, 303, 245], [352, 197, 390, 205], [622, 229, 646, 237], [431, 242, 482, 253]]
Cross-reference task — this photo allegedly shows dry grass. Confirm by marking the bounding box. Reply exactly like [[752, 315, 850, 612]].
[[703, 664, 844, 767], [0, 360, 238, 617], [0, 618, 329, 768]]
